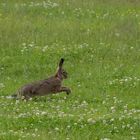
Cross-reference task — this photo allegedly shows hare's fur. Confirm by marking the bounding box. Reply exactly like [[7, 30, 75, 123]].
[[13, 58, 71, 99]]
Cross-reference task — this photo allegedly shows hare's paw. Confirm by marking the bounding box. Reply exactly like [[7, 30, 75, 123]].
[[66, 88, 71, 95]]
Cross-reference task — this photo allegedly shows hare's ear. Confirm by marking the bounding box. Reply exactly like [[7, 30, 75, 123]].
[[59, 58, 64, 68], [55, 58, 64, 77]]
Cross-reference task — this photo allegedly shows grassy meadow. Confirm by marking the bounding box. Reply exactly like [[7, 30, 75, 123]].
[[0, 0, 140, 139]]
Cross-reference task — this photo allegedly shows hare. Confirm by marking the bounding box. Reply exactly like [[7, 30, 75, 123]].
[[12, 58, 71, 100]]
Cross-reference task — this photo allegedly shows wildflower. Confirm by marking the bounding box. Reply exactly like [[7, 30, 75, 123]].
[[55, 127, 59, 131], [110, 118, 114, 122], [22, 43, 26, 46], [41, 111, 47, 115], [87, 118, 96, 124], [132, 137, 137, 140], [32, 133, 36, 137], [127, 124, 130, 128], [42, 45, 48, 52], [102, 101, 106, 104], [101, 138, 110, 140], [67, 125, 70, 129], [74, 123, 77, 126], [103, 119, 107, 124], [0, 83, 5, 88], [110, 106, 115, 112], [115, 32, 120, 37], [35, 128, 38, 132], [122, 125, 125, 129]]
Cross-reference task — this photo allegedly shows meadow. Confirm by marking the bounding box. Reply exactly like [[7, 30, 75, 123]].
[[0, 0, 140, 139]]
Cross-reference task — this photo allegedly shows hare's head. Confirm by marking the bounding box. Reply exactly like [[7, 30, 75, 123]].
[[55, 58, 68, 79], [60, 68, 68, 79]]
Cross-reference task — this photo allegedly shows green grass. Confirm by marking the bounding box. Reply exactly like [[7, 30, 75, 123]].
[[0, 0, 140, 139]]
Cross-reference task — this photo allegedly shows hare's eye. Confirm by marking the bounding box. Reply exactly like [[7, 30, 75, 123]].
[[62, 69, 65, 73], [63, 71, 67, 75]]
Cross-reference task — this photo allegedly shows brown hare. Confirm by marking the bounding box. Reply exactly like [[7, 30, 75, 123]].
[[12, 58, 71, 100]]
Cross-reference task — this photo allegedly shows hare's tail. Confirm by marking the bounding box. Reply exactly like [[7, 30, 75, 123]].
[[11, 94, 17, 98], [6, 94, 17, 99]]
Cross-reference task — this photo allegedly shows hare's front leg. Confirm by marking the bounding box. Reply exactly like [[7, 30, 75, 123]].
[[59, 87, 71, 95]]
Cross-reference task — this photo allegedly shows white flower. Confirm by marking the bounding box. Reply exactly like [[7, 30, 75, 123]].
[[0, 83, 5, 88], [124, 109, 127, 113], [32, 133, 36, 137], [127, 124, 130, 128], [74, 123, 77, 125], [132, 137, 136, 140], [110, 106, 115, 112], [42, 45, 48, 52], [101, 138, 110, 140], [41, 111, 47, 115], [67, 125, 70, 129], [103, 119, 107, 124], [110, 118, 114, 122], [87, 118, 96, 124], [55, 127, 59, 131], [22, 43, 26, 46], [122, 125, 125, 129]]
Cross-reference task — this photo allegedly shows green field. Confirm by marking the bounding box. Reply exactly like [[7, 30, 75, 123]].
[[0, 0, 140, 140]]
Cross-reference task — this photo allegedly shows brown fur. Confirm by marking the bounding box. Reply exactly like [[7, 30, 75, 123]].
[[13, 58, 71, 99]]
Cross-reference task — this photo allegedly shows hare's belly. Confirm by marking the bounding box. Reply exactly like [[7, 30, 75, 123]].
[[20, 81, 61, 96], [36, 86, 52, 95], [36, 83, 60, 95]]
